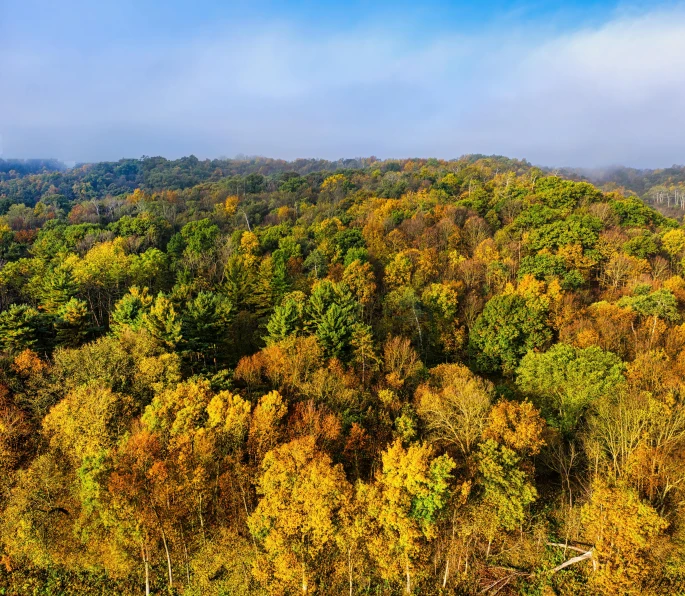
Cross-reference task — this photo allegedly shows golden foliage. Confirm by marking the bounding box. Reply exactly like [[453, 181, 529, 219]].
[[483, 400, 546, 457]]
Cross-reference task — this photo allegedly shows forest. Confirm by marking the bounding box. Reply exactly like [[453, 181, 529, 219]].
[[0, 154, 685, 595]]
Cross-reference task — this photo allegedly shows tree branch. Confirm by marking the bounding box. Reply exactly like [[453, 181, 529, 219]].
[[549, 548, 594, 574], [546, 542, 588, 555]]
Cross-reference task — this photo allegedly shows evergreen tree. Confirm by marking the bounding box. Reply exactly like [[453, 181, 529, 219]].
[[142, 294, 182, 349], [265, 292, 305, 344], [0, 304, 48, 355], [55, 297, 90, 348], [41, 266, 78, 314], [110, 287, 153, 333], [182, 291, 233, 363], [306, 281, 359, 358]]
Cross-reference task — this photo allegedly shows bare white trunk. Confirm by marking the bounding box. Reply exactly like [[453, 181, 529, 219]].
[[141, 538, 150, 596], [160, 527, 173, 590]]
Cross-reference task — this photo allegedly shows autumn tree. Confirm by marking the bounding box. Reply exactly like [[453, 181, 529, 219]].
[[415, 363, 493, 456], [582, 481, 668, 595], [367, 439, 455, 594], [248, 436, 351, 594]]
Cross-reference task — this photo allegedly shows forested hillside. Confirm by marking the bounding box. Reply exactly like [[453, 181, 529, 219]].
[[557, 165, 685, 217], [0, 159, 66, 180], [1, 155, 685, 594]]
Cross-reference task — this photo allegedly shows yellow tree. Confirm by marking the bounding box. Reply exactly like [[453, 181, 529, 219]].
[[136, 379, 223, 591], [42, 384, 135, 465], [320, 173, 349, 203], [1, 454, 80, 569], [248, 390, 288, 464], [71, 239, 132, 327], [334, 481, 376, 595], [582, 481, 668, 595], [415, 363, 493, 456], [248, 436, 351, 594], [368, 439, 455, 594], [483, 399, 546, 457], [0, 387, 31, 484], [40, 384, 138, 576], [662, 228, 685, 265], [342, 259, 377, 310], [383, 336, 423, 393]]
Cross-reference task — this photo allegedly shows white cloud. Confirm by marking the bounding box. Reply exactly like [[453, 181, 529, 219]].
[[455, 5, 685, 166], [1, 4, 684, 165]]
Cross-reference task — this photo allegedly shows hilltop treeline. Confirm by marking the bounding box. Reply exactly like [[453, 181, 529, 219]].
[[0, 155, 380, 211], [1, 155, 685, 594], [0, 158, 66, 179]]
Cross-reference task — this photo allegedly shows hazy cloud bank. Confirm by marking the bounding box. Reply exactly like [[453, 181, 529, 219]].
[[1, 2, 684, 166]]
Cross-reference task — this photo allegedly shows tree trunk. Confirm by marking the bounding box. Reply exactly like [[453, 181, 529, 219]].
[[181, 527, 191, 585], [550, 549, 594, 574], [141, 538, 150, 596], [160, 526, 173, 591]]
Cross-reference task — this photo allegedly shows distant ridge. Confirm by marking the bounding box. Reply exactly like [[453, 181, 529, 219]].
[[0, 158, 66, 176]]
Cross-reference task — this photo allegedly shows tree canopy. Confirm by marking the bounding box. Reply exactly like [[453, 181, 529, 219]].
[[0, 154, 683, 594]]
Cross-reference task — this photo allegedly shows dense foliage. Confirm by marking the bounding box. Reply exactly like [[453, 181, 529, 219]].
[[1, 154, 685, 594]]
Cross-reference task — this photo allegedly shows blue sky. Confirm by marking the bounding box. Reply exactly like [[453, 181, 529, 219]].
[[1, 0, 684, 166]]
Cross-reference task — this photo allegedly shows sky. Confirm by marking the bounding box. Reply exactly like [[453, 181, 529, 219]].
[[1, 0, 684, 167]]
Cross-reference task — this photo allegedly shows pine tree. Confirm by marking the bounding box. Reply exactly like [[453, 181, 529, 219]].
[[0, 304, 48, 355], [265, 293, 305, 344], [41, 266, 78, 314], [142, 294, 182, 349], [182, 291, 233, 363], [110, 287, 153, 333], [55, 297, 90, 348], [306, 281, 359, 359]]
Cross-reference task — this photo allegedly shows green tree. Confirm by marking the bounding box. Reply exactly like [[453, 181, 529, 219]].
[[469, 292, 551, 375], [110, 287, 153, 333], [265, 292, 305, 344], [477, 439, 537, 534], [54, 297, 90, 348], [142, 294, 182, 349], [0, 304, 48, 355], [182, 291, 233, 364], [306, 281, 358, 359], [618, 288, 680, 323], [40, 266, 78, 314], [516, 343, 625, 434], [179, 219, 220, 254]]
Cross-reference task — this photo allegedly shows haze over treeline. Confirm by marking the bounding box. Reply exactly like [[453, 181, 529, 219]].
[[3, 154, 685, 214], [4, 1, 685, 165]]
